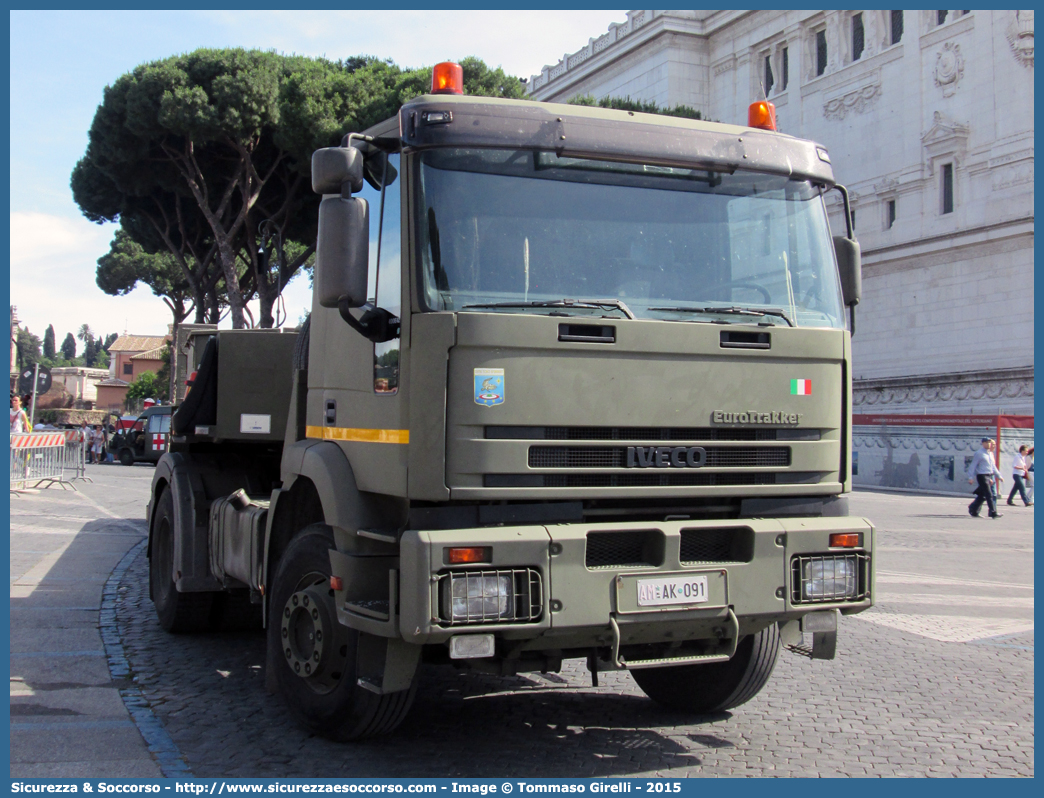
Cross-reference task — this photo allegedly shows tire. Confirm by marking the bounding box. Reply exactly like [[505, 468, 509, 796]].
[[149, 488, 214, 633], [631, 623, 781, 713], [119, 449, 134, 467], [267, 525, 416, 741]]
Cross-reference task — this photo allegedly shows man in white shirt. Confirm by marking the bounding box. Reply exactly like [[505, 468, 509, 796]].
[[1007, 444, 1032, 506], [966, 438, 1003, 518]]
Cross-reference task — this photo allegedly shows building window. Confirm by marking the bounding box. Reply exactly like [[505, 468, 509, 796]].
[[852, 13, 865, 61], [816, 29, 828, 75], [123, 363, 133, 375], [850, 210, 856, 231], [764, 55, 774, 95], [937, 10, 948, 25], [891, 11, 904, 45], [941, 164, 954, 214], [781, 46, 789, 90], [886, 199, 896, 229]]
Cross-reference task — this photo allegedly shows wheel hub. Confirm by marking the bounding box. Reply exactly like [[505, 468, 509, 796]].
[[280, 585, 334, 679]]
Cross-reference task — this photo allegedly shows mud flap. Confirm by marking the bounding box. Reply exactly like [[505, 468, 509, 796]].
[[356, 634, 421, 695]]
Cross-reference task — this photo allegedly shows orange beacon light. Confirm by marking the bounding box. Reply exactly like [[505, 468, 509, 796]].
[[432, 62, 464, 95]]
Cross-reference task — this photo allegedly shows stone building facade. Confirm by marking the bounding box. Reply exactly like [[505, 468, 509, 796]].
[[528, 10, 1034, 417]]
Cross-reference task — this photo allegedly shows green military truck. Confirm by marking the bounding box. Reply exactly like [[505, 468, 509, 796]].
[[148, 68, 873, 741]]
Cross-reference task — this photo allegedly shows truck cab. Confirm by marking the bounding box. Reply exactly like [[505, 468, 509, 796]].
[[148, 69, 872, 742]]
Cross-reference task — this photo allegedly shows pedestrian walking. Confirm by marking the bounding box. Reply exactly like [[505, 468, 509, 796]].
[[90, 425, 104, 465], [1006, 445, 1032, 506], [1024, 446, 1033, 505], [10, 395, 31, 433], [967, 437, 1003, 519]]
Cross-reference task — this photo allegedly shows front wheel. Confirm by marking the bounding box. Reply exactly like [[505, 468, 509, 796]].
[[631, 623, 780, 713], [267, 525, 416, 741], [119, 449, 134, 466]]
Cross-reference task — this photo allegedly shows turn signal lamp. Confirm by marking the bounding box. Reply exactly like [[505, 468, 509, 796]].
[[748, 99, 777, 131], [447, 546, 490, 564], [329, 576, 344, 590], [829, 533, 862, 548], [432, 61, 464, 95]]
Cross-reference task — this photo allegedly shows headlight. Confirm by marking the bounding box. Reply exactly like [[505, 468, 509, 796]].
[[452, 573, 513, 622], [792, 553, 869, 604], [437, 568, 543, 625]]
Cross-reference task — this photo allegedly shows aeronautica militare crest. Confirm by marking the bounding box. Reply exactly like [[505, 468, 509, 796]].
[[474, 368, 505, 407]]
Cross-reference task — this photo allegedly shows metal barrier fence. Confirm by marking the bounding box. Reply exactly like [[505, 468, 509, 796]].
[[10, 431, 89, 492]]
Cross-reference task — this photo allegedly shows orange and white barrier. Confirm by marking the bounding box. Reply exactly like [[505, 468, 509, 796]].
[[10, 430, 86, 491]]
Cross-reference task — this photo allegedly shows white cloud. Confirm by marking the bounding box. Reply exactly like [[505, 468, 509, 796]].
[[10, 211, 173, 339], [193, 10, 628, 79]]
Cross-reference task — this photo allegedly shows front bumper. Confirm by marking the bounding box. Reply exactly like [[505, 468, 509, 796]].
[[390, 516, 874, 648]]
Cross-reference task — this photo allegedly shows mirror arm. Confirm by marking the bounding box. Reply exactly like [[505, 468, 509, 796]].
[[834, 184, 854, 240], [337, 298, 400, 343]]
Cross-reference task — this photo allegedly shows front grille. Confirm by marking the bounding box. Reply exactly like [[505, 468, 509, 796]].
[[528, 446, 790, 469], [488, 426, 789, 441], [484, 473, 822, 488], [586, 530, 664, 568], [436, 568, 543, 626], [680, 527, 754, 563], [791, 553, 870, 605]]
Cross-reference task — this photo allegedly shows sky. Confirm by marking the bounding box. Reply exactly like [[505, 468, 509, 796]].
[[8, 9, 628, 346]]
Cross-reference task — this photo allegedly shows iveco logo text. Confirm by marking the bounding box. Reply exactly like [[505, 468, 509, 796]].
[[713, 410, 802, 425], [626, 446, 706, 469]]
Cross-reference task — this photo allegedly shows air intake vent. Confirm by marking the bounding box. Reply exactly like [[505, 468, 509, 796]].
[[680, 527, 755, 564], [586, 530, 664, 569]]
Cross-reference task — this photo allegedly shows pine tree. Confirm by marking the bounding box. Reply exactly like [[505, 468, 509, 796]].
[[43, 325, 56, 359], [60, 333, 77, 361]]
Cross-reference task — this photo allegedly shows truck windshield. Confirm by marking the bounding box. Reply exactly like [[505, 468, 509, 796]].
[[418, 148, 846, 328]]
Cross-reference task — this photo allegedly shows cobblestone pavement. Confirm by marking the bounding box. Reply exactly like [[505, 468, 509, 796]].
[[112, 490, 1033, 778]]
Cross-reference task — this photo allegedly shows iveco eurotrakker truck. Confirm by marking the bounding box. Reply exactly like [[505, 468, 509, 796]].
[[148, 63, 873, 741]]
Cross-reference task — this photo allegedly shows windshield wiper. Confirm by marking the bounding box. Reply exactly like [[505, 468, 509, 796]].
[[462, 298, 636, 320], [649, 305, 794, 327]]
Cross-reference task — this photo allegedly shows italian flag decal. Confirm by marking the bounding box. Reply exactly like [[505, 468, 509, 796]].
[[791, 379, 811, 396]]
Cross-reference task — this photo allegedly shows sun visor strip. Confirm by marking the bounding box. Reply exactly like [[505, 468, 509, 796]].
[[399, 99, 836, 185]]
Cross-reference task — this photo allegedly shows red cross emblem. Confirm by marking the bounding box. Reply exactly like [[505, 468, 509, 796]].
[[152, 433, 167, 448]]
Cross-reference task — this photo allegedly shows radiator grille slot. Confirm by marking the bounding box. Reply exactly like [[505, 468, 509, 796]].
[[680, 527, 754, 563], [487, 426, 790, 441], [484, 473, 822, 488], [528, 446, 790, 469], [586, 530, 664, 568]]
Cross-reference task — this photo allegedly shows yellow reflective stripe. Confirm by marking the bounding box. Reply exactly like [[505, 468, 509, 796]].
[[305, 425, 409, 444]]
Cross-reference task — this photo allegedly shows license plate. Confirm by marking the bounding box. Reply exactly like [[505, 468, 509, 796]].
[[637, 574, 709, 607]]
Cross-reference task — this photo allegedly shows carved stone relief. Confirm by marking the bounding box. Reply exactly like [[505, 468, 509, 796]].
[[934, 42, 964, 97], [1006, 10, 1034, 67], [823, 82, 882, 120], [853, 372, 1034, 408], [921, 110, 970, 174]]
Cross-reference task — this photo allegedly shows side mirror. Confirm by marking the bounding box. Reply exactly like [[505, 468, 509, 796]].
[[311, 147, 364, 195], [315, 197, 368, 308], [833, 235, 861, 307]]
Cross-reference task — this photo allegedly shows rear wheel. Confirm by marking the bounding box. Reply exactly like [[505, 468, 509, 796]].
[[119, 449, 134, 467], [631, 623, 780, 713], [149, 488, 214, 632], [267, 525, 416, 740]]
